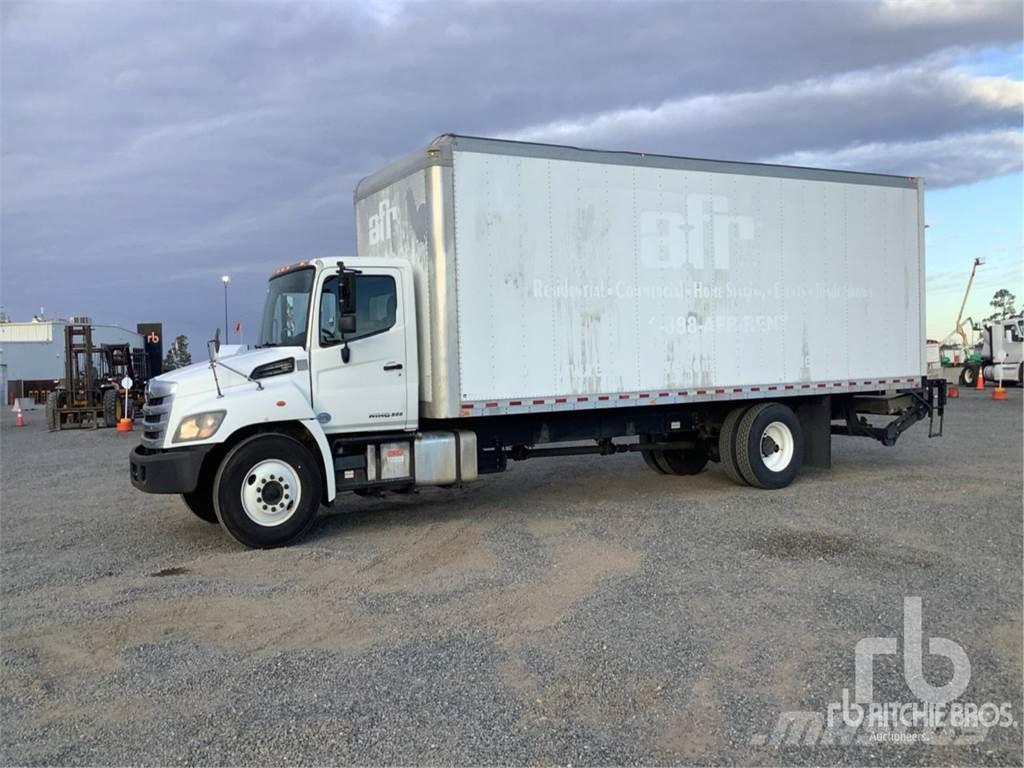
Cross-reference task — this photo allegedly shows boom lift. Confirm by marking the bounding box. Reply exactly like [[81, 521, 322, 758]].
[[944, 257, 983, 370]]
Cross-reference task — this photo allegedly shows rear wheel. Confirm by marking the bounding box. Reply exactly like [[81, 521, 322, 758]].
[[213, 434, 323, 548], [658, 447, 708, 475], [734, 403, 803, 490], [639, 434, 669, 474], [717, 406, 750, 486], [46, 391, 60, 432], [102, 389, 118, 427], [959, 365, 978, 387]]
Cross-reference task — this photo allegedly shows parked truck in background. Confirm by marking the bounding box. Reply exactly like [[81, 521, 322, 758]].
[[130, 135, 946, 548], [957, 314, 1023, 388]]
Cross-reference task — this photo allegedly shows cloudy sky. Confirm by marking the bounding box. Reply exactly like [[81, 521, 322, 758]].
[[2, 0, 1022, 350]]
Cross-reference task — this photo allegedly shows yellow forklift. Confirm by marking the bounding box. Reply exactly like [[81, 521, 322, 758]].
[[46, 324, 148, 430]]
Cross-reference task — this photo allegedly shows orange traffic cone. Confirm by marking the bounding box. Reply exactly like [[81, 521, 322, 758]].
[[993, 369, 1007, 400], [116, 417, 133, 432], [15, 409, 24, 427], [975, 368, 984, 390]]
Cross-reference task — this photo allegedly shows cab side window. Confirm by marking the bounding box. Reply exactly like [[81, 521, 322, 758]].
[[320, 274, 397, 346]]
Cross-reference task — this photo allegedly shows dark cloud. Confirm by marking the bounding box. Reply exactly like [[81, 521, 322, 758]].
[[1, 0, 1021, 345]]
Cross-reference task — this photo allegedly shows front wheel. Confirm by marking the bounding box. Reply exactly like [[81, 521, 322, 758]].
[[213, 434, 323, 548], [181, 480, 218, 524]]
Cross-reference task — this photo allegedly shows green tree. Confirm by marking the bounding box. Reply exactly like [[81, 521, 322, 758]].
[[988, 288, 1017, 321], [162, 334, 192, 371]]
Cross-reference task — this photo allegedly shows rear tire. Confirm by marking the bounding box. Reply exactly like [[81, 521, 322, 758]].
[[46, 391, 59, 432], [658, 447, 708, 475], [102, 389, 118, 428], [639, 434, 669, 474], [717, 406, 750, 486], [734, 403, 803, 490], [959, 365, 978, 387], [213, 434, 323, 548]]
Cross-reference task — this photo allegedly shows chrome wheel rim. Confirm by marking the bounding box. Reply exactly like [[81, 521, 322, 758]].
[[239, 459, 300, 527], [760, 421, 794, 472]]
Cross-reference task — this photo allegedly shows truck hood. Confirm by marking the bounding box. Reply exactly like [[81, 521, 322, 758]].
[[152, 347, 307, 398]]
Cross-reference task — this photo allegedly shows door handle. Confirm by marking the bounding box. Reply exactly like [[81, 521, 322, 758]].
[[383, 362, 403, 371]]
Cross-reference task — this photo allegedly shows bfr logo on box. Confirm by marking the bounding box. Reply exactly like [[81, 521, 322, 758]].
[[368, 199, 400, 245], [640, 193, 754, 271]]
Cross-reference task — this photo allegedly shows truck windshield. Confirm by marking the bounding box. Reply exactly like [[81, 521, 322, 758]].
[[258, 268, 315, 348]]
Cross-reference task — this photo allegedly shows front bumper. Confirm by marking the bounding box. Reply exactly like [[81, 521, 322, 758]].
[[130, 444, 214, 494]]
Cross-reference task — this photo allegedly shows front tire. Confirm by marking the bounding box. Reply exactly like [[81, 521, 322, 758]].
[[181, 474, 218, 523], [734, 403, 803, 490], [213, 434, 323, 548], [959, 365, 978, 387]]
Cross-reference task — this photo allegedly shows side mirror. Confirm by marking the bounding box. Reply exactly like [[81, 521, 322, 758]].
[[338, 272, 357, 315], [207, 327, 221, 361], [336, 272, 358, 364]]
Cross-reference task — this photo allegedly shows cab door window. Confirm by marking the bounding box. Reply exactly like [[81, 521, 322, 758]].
[[320, 274, 397, 346]]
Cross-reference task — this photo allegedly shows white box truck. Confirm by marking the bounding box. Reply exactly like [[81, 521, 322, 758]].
[[130, 135, 946, 548]]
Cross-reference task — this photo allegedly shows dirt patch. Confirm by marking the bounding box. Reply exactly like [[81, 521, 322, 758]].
[[150, 566, 190, 577], [465, 536, 641, 644], [745, 527, 941, 569], [988, 617, 1024, 669], [7, 588, 385, 681]]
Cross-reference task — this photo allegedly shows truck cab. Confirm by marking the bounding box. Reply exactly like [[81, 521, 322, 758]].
[[281, 258, 419, 433], [980, 315, 1024, 385], [130, 257, 445, 547]]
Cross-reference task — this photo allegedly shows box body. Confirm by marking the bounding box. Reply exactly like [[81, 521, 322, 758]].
[[355, 135, 925, 419]]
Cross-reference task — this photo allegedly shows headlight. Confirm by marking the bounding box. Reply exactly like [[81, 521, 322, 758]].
[[172, 411, 226, 443]]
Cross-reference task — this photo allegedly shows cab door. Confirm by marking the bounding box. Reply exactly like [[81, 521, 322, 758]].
[[309, 268, 411, 433]]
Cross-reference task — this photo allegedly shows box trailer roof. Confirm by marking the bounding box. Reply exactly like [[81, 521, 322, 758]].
[[355, 133, 919, 201]]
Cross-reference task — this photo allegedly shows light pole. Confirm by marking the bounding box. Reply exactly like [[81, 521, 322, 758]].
[[221, 275, 230, 340]]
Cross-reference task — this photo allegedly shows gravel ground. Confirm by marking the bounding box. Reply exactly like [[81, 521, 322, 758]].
[[1, 390, 1021, 766]]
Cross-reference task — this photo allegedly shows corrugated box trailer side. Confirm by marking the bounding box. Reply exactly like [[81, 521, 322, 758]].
[[356, 135, 925, 421]]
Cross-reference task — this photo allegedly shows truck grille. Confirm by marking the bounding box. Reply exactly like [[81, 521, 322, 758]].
[[141, 380, 175, 448]]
